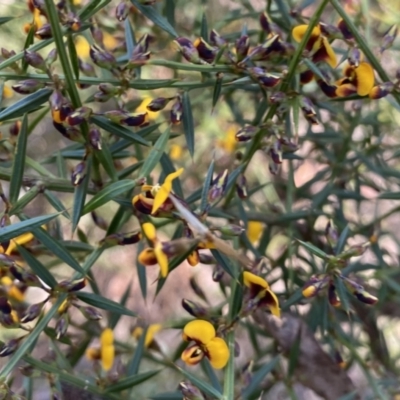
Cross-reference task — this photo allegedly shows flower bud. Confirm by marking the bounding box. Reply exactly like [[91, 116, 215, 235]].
[[46, 48, 58, 66], [259, 11, 272, 34], [9, 121, 21, 137], [66, 106, 92, 126], [65, 13, 81, 31], [179, 381, 205, 400], [268, 137, 282, 164], [270, 91, 286, 104], [89, 45, 117, 70], [248, 67, 281, 88], [210, 30, 227, 47], [181, 299, 208, 318], [116, 1, 129, 21], [71, 161, 87, 186], [193, 38, 217, 63], [78, 306, 103, 321], [0, 338, 19, 357], [319, 22, 342, 39], [90, 25, 104, 47], [0, 297, 12, 314], [12, 79, 45, 95], [218, 224, 244, 237], [24, 50, 46, 71], [55, 314, 69, 340], [91, 211, 107, 230], [53, 122, 83, 142], [20, 302, 43, 323], [58, 277, 87, 292], [1, 48, 15, 59], [300, 96, 318, 125], [174, 37, 204, 64], [328, 283, 341, 307], [99, 83, 118, 95], [89, 126, 102, 150], [146, 97, 172, 112], [35, 23, 52, 39], [302, 275, 329, 298], [99, 232, 142, 247], [348, 48, 361, 67], [170, 97, 183, 124], [354, 289, 378, 305], [236, 173, 248, 199], [208, 169, 228, 203], [212, 264, 224, 282], [78, 58, 96, 77], [235, 34, 250, 62], [198, 253, 215, 264], [380, 25, 398, 53], [337, 19, 353, 40], [128, 51, 151, 68], [9, 265, 41, 286], [122, 112, 148, 127], [0, 253, 16, 268], [325, 220, 339, 248], [94, 92, 113, 102], [235, 125, 259, 142]]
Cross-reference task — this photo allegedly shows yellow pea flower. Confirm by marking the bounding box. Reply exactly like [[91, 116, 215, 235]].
[[181, 320, 229, 369], [243, 271, 280, 317]]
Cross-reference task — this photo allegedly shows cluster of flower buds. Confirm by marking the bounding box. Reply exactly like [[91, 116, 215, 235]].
[[126, 34, 152, 68], [262, 135, 298, 175], [25, 0, 82, 39], [302, 273, 378, 306]]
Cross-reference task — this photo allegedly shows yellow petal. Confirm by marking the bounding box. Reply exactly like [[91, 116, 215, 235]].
[[335, 82, 357, 97], [142, 222, 157, 242], [247, 221, 263, 244], [154, 243, 169, 277], [101, 345, 114, 371], [100, 328, 114, 371], [243, 271, 269, 290], [320, 37, 337, 68], [183, 320, 216, 344], [292, 25, 321, 43], [75, 35, 90, 59], [151, 168, 184, 214], [8, 286, 24, 302], [103, 31, 118, 51], [100, 328, 114, 347], [264, 289, 281, 318], [355, 62, 374, 96], [5, 232, 35, 255], [206, 337, 230, 369], [2, 86, 13, 99]]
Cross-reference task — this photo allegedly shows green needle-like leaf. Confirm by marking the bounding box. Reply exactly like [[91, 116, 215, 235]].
[[9, 114, 28, 205]]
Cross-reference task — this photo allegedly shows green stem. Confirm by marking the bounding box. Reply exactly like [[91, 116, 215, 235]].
[[147, 59, 233, 73], [44, 0, 82, 109]]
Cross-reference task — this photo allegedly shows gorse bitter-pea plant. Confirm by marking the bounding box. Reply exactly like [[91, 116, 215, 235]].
[[0, 0, 398, 399]]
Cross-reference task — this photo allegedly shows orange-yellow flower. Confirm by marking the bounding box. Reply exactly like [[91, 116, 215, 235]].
[[139, 223, 169, 278], [292, 25, 337, 68], [335, 62, 375, 97], [181, 320, 229, 369], [132, 169, 184, 216], [243, 271, 280, 317]]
